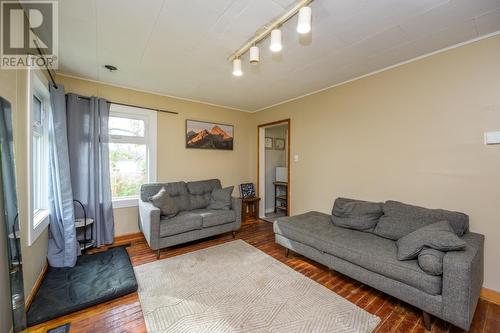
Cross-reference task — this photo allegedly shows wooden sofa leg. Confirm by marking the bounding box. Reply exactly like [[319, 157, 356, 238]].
[[422, 311, 432, 331], [232, 231, 236, 239], [156, 249, 161, 260], [285, 248, 290, 258]]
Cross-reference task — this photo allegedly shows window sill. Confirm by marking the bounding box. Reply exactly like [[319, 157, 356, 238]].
[[29, 209, 49, 246], [112, 197, 138, 209]]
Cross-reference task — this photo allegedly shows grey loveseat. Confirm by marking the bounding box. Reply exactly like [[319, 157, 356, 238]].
[[139, 179, 241, 258], [273, 199, 484, 331]]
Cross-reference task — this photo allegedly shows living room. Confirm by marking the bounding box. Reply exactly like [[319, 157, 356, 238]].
[[1, 1, 499, 332]]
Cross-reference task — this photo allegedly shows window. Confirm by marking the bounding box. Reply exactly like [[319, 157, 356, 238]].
[[109, 104, 157, 208], [28, 68, 50, 245]]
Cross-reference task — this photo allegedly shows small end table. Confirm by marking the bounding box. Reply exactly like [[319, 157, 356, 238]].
[[241, 197, 261, 222]]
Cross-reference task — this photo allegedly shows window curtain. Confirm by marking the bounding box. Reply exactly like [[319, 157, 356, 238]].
[[0, 97, 20, 262], [66, 94, 114, 247], [47, 84, 78, 267]]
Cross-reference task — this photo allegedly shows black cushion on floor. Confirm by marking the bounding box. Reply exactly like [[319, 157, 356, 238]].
[[27, 246, 138, 326]]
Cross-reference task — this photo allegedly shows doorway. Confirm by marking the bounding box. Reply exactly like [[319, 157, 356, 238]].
[[257, 119, 290, 222]]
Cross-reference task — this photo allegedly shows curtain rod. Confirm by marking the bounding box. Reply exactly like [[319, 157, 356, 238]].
[[76, 96, 178, 115], [33, 40, 178, 115]]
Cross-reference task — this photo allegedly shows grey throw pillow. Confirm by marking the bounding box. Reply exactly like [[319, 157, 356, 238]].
[[397, 221, 466, 260], [150, 187, 179, 217], [373, 200, 469, 240], [207, 186, 234, 210], [331, 198, 383, 231], [418, 248, 445, 275]]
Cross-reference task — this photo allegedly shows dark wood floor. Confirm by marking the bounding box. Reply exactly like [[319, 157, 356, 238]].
[[27, 219, 499, 333]]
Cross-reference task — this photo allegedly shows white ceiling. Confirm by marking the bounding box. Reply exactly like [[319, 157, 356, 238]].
[[57, 0, 500, 112]]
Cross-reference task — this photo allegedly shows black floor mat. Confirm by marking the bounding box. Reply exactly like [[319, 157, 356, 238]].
[[27, 246, 138, 326]]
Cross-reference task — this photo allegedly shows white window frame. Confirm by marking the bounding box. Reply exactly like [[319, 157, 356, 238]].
[[109, 104, 157, 208], [27, 67, 50, 246]]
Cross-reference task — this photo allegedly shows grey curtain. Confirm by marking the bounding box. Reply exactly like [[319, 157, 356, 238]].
[[47, 83, 78, 267], [66, 94, 114, 247], [0, 97, 17, 237]]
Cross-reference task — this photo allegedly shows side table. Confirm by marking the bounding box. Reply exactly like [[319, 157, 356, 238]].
[[241, 197, 261, 223]]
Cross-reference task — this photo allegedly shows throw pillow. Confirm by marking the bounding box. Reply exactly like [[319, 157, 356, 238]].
[[397, 221, 466, 260], [373, 200, 469, 240], [418, 248, 445, 275], [150, 187, 179, 217], [331, 197, 383, 231], [207, 186, 234, 210]]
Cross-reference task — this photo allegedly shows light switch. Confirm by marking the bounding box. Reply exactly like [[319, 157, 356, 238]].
[[484, 132, 500, 145], [293, 154, 299, 162]]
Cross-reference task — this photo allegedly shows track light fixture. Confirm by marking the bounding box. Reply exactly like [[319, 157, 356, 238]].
[[232, 58, 243, 76], [249, 46, 260, 64], [270, 29, 282, 52], [297, 6, 312, 34], [228, 0, 314, 76]]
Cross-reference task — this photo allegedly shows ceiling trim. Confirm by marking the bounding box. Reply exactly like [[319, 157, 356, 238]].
[[54, 72, 253, 113], [254, 30, 500, 113]]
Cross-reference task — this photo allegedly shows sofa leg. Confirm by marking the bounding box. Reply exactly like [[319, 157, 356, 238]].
[[285, 248, 290, 258], [422, 311, 432, 331], [232, 231, 236, 239], [156, 249, 161, 260]]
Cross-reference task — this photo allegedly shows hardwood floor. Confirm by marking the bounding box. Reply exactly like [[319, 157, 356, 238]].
[[26, 219, 499, 333]]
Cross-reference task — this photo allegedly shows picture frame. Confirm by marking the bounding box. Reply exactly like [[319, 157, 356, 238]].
[[239, 183, 256, 199], [264, 137, 273, 149], [274, 138, 285, 150], [186, 119, 234, 150]]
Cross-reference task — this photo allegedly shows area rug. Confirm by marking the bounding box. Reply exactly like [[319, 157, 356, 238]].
[[134, 240, 380, 333]]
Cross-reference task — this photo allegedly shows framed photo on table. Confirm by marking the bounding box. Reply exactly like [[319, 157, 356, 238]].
[[239, 183, 255, 199]]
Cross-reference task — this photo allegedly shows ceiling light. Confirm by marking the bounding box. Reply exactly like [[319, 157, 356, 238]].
[[249, 46, 260, 64], [297, 6, 312, 34], [270, 29, 282, 52], [232, 58, 243, 76]]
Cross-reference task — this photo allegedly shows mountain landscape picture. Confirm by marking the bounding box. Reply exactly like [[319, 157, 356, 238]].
[[186, 120, 234, 150]]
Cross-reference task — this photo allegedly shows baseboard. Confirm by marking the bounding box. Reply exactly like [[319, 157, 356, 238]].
[[481, 287, 500, 305], [25, 260, 48, 310]]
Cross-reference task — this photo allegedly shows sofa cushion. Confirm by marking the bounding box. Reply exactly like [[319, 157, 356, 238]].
[[187, 179, 222, 209], [331, 197, 383, 231], [207, 186, 233, 210], [160, 212, 202, 237], [150, 187, 179, 217], [397, 221, 466, 260], [373, 200, 469, 240], [192, 209, 236, 228], [141, 182, 190, 212], [274, 211, 442, 295], [418, 248, 445, 276]]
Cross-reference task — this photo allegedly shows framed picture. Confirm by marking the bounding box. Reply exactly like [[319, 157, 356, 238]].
[[275, 138, 285, 150], [186, 119, 234, 150], [264, 137, 273, 149], [239, 183, 255, 199]]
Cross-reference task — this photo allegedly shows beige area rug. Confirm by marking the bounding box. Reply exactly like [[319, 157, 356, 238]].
[[134, 240, 380, 333]]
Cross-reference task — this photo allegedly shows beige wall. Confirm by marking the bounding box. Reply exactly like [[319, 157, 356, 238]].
[[254, 35, 500, 291], [57, 75, 256, 236], [0, 68, 49, 313]]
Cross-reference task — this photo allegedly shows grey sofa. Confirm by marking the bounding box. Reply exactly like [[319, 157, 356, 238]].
[[139, 179, 241, 258], [273, 201, 484, 331]]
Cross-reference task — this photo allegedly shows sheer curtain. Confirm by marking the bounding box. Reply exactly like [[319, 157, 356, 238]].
[[66, 94, 114, 247], [47, 83, 78, 267]]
